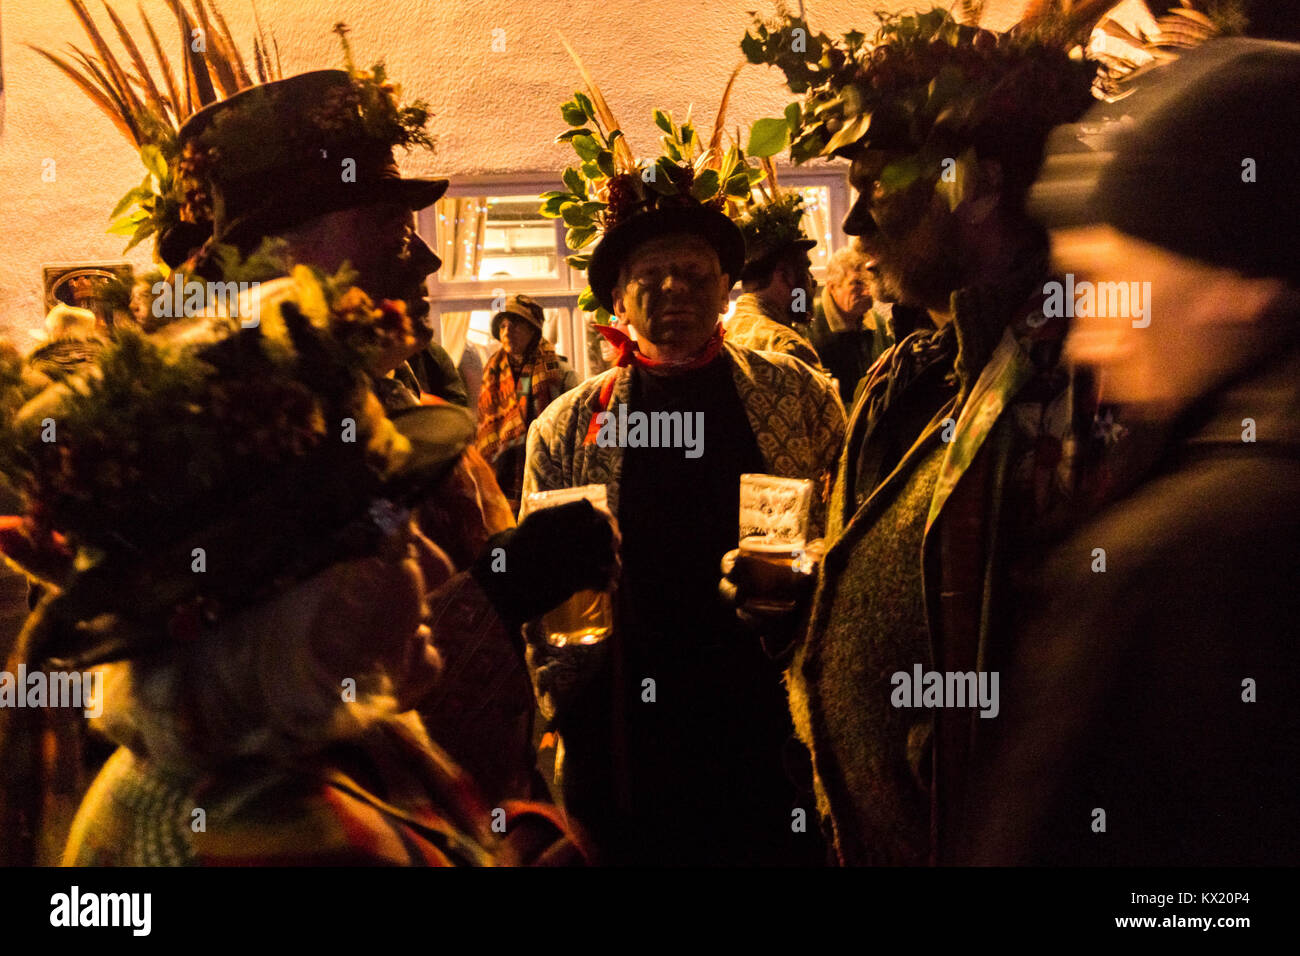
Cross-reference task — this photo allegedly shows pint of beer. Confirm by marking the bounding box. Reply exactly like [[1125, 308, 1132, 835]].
[[520, 484, 617, 647], [736, 537, 803, 604], [541, 588, 613, 647], [737, 475, 816, 610]]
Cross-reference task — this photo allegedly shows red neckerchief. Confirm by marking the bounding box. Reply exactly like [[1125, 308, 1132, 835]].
[[583, 323, 726, 445]]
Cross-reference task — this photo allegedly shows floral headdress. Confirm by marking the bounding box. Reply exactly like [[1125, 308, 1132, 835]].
[[33, 0, 284, 260], [0, 256, 469, 667], [742, 6, 1106, 177], [733, 116, 818, 277], [743, 3, 1241, 175]]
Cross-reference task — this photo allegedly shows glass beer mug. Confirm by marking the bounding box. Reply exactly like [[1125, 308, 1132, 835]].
[[520, 484, 617, 647], [736, 474, 815, 607]]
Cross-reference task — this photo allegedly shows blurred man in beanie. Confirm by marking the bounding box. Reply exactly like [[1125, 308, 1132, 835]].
[[965, 37, 1300, 865], [477, 294, 578, 512]]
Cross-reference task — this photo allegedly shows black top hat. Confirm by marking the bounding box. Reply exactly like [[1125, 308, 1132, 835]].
[[739, 237, 817, 285], [588, 202, 745, 313], [162, 70, 448, 267]]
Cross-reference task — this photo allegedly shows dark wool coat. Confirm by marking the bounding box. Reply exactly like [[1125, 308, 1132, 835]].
[[807, 289, 894, 407], [789, 250, 1123, 865], [962, 337, 1300, 865]]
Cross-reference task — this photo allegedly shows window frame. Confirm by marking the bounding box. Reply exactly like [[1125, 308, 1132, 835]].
[[781, 167, 854, 281], [419, 173, 578, 298], [422, 166, 853, 375]]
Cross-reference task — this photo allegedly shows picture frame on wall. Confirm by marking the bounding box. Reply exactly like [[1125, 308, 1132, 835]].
[[41, 262, 136, 330]]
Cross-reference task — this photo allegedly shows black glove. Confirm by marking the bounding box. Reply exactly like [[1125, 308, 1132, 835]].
[[471, 498, 617, 629], [719, 548, 818, 662]]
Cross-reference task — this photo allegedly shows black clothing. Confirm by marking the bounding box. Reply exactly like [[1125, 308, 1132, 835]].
[[964, 338, 1300, 865], [812, 326, 882, 407], [404, 342, 470, 407], [851, 323, 960, 504], [564, 354, 821, 865], [807, 306, 890, 407], [618, 356, 765, 639]]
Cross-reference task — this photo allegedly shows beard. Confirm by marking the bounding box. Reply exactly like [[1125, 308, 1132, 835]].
[[864, 261, 904, 305], [859, 210, 962, 312], [364, 265, 433, 348], [385, 270, 431, 323], [884, 247, 961, 311]]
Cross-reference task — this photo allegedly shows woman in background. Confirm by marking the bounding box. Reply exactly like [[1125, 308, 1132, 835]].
[[476, 294, 578, 512]]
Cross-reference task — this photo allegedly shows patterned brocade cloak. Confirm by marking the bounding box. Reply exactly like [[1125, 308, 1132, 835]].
[[726, 292, 829, 377], [522, 339, 844, 526]]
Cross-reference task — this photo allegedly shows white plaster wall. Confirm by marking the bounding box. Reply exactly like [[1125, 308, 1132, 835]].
[[0, 0, 1026, 340]]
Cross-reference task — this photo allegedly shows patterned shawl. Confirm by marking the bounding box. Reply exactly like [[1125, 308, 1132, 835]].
[[476, 339, 569, 468]]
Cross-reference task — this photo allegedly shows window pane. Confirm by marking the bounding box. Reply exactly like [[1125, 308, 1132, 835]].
[[463, 306, 572, 358], [793, 185, 834, 272], [745, 184, 835, 271], [465, 309, 496, 349], [432, 195, 559, 282]]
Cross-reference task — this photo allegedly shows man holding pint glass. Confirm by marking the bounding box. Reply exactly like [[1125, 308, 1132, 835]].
[[522, 183, 844, 865]]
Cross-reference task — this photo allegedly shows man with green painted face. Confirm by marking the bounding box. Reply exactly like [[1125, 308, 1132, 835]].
[[739, 7, 1131, 865]]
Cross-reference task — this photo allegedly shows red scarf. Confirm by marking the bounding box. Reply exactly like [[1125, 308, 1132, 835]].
[[583, 323, 726, 445]]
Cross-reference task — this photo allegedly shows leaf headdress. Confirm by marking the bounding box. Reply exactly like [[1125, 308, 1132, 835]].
[[540, 37, 763, 321]]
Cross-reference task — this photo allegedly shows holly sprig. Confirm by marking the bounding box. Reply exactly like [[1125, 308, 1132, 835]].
[[539, 91, 626, 260], [741, 9, 1092, 164], [108, 143, 184, 254], [541, 91, 784, 321]]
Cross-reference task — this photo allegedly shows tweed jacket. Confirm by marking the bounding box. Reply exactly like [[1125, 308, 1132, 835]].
[[725, 294, 828, 375], [790, 259, 1124, 865], [522, 339, 845, 531]]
